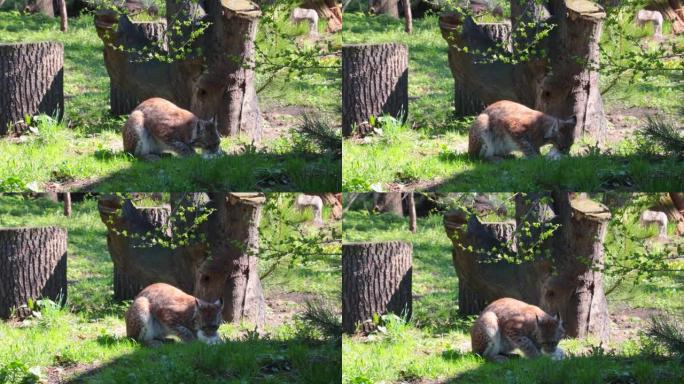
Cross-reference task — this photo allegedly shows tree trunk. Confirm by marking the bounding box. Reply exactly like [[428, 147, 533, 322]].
[[443, 193, 611, 341], [373, 192, 404, 216], [319, 192, 343, 220], [98, 193, 266, 326], [94, 0, 262, 140], [452, 23, 511, 117], [369, 0, 399, 18], [342, 241, 412, 333], [58, 0, 67, 31], [0, 42, 64, 136], [62, 192, 71, 217], [200, 193, 266, 325], [403, 0, 413, 33], [302, 0, 343, 33], [439, 0, 608, 143], [408, 192, 417, 232], [24, 0, 55, 17], [342, 43, 409, 136], [0, 227, 67, 319]]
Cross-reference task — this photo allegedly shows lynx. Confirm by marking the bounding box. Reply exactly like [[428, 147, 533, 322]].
[[125, 283, 223, 346], [122, 97, 222, 161], [471, 297, 566, 362], [468, 100, 576, 161]]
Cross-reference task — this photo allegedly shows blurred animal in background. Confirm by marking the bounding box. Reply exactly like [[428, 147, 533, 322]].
[[291, 7, 319, 37], [636, 9, 664, 39], [640, 210, 669, 240], [295, 194, 324, 226]]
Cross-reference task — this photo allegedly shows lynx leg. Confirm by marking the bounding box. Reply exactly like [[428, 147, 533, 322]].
[[168, 141, 195, 157], [140, 154, 162, 162], [510, 335, 541, 358], [472, 311, 505, 362], [172, 325, 197, 342], [518, 140, 540, 158], [126, 296, 156, 343]]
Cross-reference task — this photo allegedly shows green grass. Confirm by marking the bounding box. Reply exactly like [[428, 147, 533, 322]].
[[342, 13, 684, 192], [0, 10, 341, 192], [342, 205, 684, 384], [0, 194, 341, 383]]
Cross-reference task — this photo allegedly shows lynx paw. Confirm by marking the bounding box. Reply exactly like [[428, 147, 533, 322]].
[[201, 150, 225, 160], [545, 347, 565, 361], [546, 148, 562, 161], [197, 330, 223, 345]]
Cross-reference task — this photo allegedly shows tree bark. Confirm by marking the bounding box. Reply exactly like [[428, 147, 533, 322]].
[[98, 193, 266, 326], [439, 0, 608, 143], [342, 241, 412, 333], [342, 43, 409, 136], [200, 193, 266, 325], [408, 192, 417, 232], [24, 0, 55, 17], [369, 0, 399, 18], [452, 22, 511, 117], [373, 192, 404, 216], [0, 42, 64, 136], [443, 193, 611, 341], [94, 0, 262, 140], [0, 227, 67, 319]]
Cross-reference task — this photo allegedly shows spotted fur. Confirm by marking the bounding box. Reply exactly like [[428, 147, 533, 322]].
[[471, 297, 566, 362], [125, 283, 223, 346], [122, 98, 221, 160], [468, 100, 576, 160]]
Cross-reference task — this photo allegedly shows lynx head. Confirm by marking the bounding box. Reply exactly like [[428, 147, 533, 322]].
[[544, 116, 576, 153], [194, 297, 223, 338], [193, 118, 221, 154], [535, 313, 565, 354]]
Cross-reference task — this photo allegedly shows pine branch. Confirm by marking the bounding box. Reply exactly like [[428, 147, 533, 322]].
[[640, 116, 684, 157], [297, 114, 342, 158], [647, 315, 684, 359]]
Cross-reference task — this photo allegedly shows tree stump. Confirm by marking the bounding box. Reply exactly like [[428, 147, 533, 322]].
[[0, 42, 64, 136], [342, 241, 413, 334], [439, 0, 608, 143], [107, 20, 167, 116], [0, 227, 67, 319], [302, 0, 343, 33], [373, 192, 404, 216], [94, 0, 263, 140], [453, 22, 511, 117], [342, 43, 409, 136], [107, 206, 170, 301], [443, 194, 611, 341], [369, 0, 400, 18]]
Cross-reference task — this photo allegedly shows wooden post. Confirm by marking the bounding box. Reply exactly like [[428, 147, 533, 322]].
[[342, 241, 413, 333]]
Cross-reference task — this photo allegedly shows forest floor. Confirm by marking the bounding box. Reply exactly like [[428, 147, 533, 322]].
[[342, 207, 684, 384], [342, 12, 684, 192], [0, 10, 341, 192], [0, 195, 341, 383]]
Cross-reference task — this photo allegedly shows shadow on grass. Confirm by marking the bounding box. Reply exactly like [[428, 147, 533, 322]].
[[67, 335, 341, 384], [77, 150, 341, 192], [444, 352, 684, 384], [426, 153, 684, 192]]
